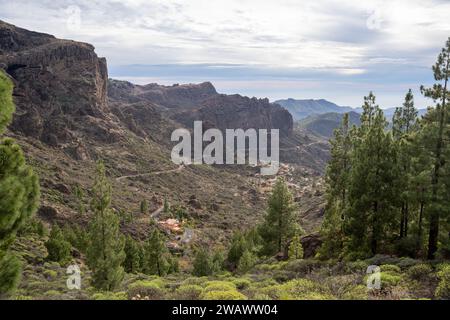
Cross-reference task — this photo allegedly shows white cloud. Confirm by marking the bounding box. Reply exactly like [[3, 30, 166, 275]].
[[0, 0, 448, 106], [2, 0, 449, 68]]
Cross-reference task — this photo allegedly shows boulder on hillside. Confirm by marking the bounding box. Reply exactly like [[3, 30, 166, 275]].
[[301, 233, 323, 259]]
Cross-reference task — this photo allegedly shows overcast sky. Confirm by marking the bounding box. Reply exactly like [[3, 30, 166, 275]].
[[1, 0, 450, 108]]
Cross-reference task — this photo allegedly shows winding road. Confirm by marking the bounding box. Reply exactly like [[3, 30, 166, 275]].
[[116, 164, 185, 182]]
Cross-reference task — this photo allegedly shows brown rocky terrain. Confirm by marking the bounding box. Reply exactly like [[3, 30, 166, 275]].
[[0, 20, 327, 253]]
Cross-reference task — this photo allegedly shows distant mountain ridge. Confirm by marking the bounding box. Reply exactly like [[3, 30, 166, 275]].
[[275, 98, 355, 120], [276, 98, 428, 122], [297, 111, 361, 139]]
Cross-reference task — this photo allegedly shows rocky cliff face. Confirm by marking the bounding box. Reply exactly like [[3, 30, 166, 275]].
[[109, 79, 293, 137], [174, 94, 293, 137], [109, 79, 217, 109], [0, 20, 109, 146]]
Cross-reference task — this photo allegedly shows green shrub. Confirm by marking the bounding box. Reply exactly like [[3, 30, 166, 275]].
[[406, 264, 433, 281], [252, 293, 271, 300], [396, 257, 420, 269], [127, 280, 165, 299], [192, 248, 214, 276], [13, 295, 33, 300], [366, 255, 399, 266], [204, 281, 236, 292], [260, 279, 330, 300], [201, 290, 247, 300], [43, 269, 58, 280], [237, 250, 257, 273], [45, 225, 72, 265], [380, 272, 402, 289], [175, 285, 203, 300], [435, 265, 450, 299], [182, 277, 208, 286], [92, 291, 128, 300], [299, 292, 335, 300], [345, 260, 369, 274], [341, 285, 368, 300], [380, 264, 401, 274], [284, 259, 323, 274], [232, 278, 251, 290]]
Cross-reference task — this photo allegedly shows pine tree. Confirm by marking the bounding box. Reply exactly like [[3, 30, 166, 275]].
[[392, 89, 418, 239], [326, 113, 353, 208], [45, 225, 72, 264], [140, 199, 149, 214], [211, 249, 225, 273], [420, 37, 450, 259], [237, 249, 257, 273], [123, 235, 142, 274], [0, 71, 40, 296], [227, 232, 247, 267], [192, 247, 214, 276], [319, 113, 353, 258], [163, 198, 170, 214], [258, 178, 298, 257], [86, 161, 125, 291], [288, 234, 304, 260], [346, 93, 400, 257], [73, 184, 85, 217], [143, 228, 170, 276]]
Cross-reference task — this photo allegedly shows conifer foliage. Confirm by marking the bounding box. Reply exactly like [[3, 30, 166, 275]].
[[0, 71, 40, 295], [86, 161, 125, 291], [320, 37, 450, 260]]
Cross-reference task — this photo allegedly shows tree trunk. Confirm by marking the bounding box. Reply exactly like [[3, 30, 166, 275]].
[[405, 202, 409, 237], [427, 58, 448, 260], [400, 203, 405, 238], [371, 201, 378, 255]]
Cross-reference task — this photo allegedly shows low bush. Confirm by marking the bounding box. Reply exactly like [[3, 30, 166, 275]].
[[406, 264, 433, 281], [380, 272, 402, 289], [127, 280, 165, 300], [203, 281, 236, 292], [182, 277, 208, 286], [175, 285, 203, 300], [341, 285, 368, 300], [92, 292, 128, 300], [380, 264, 401, 274], [201, 290, 247, 300], [284, 259, 324, 275], [435, 264, 450, 299], [232, 278, 251, 290], [260, 279, 331, 300]]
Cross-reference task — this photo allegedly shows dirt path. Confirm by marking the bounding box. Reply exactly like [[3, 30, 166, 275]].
[[280, 141, 323, 151], [116, 164, 185, 182], [151, 205, 164, 219]]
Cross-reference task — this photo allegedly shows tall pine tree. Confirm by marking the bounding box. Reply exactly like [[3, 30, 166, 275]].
[[392, 89, 418, 239], [86, 161, 125, 291], [420, 37, 450, 259], [346, 93, 399, 257], [142, 228, 170, 276], [319, 113, 353, 258], [0, 71, 40, 296], [258, 178, 298, 257]]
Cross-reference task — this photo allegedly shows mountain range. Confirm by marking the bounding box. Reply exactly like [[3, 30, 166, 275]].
[[275, 98, 427, 122]]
